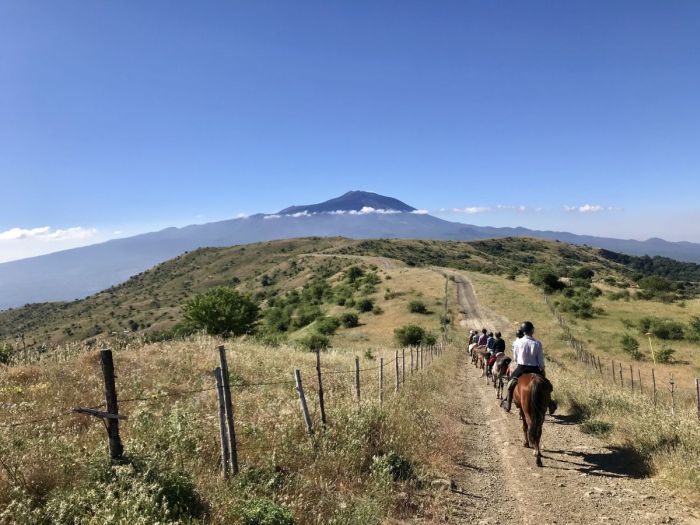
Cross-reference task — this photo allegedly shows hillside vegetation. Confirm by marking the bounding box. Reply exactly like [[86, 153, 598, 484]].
[[2, 237, 700, 361]]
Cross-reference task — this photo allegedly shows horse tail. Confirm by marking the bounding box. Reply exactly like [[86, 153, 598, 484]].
[[528, 375, 550, 445]]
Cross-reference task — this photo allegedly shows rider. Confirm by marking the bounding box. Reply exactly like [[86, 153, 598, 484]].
[[486, 331, 506, 373], [500, 321, 555, 413]]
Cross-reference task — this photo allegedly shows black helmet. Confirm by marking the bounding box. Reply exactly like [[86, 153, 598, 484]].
[[520, 321, 535, 335], [516, 329, 524, 338]]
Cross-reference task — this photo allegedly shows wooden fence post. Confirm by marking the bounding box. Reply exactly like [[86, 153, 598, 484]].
[[218, 345, 238, 475], [410, 347, 414, 374], [630, 364, 634, 393], [618, 363, 624, 388], [213, 367, 230, 480], [379, 358, 384, 407], [695, 378, 700, 421], [669, 374, 675, 416], [395, 350, 400, 392], [402, 348, 406, 385], [420, 347, 423, 370], [100, 349, 123, 461], [638, 369, 643, 394], [597, 356, 602, 375], [354, 357, 361, 404], [315, 348, 326, 427], [295, 369, 314, 438], [695, 377, 700, 420], [612, 360, 616, 385], [652, 368, 657, 405]]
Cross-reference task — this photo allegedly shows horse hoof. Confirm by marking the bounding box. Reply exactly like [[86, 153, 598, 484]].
[[523, 441, 530, 448], [536, 457, 543, 467]]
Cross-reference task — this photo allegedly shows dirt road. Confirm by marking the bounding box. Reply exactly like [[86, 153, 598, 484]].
[[420, 273, 699, 524]]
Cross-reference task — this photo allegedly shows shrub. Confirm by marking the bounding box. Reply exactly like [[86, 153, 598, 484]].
[[572, 267, 595, 280], [0, 342, 13, 365], [656, 346, 675, 364], [372, 306, 384, 315], [340, 312, 359, 328], [291, 305, 322, 329], [182, 287, 258, 336], [639, 317, 685, 340], [299, 333, 330, 351], [371, 452, 415, 482], [235, 498, 296, 525], [315, 316, 340, 335], [356, 298, 374, 313], [345, 266, 364, 283], [529, 266, 565, 293], [393, 325, 436, 347], [620, 334, 642, 360], [408, 300, 428, 314]]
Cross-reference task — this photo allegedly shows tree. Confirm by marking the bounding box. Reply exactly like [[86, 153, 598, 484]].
[[182, 287, 258, 336], [298, 333, 331, 351], [529, 266, 565, 293], [393, 324, 436, 347], [315, 316, 340, 335], [620, 334, 642, 360], [356, 298, 374, 313], [572, 267, 594, 280], [345, 266, 364, 283]]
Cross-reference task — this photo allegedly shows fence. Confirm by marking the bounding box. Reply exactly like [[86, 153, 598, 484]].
[[543, 293, 700, 420], [2, 341, 447, 480]]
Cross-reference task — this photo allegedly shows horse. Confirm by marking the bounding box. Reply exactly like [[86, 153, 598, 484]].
[[491, 353, 511, 399], [472, 345, 488, 372], [512, 373, 553, 467]]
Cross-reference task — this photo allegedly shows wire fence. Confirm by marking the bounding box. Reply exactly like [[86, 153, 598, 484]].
[[1, 341, 447, 480], [543, 293, 700, 420]]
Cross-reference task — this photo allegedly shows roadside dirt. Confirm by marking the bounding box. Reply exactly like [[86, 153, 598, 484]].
[[410, 273, 699, 524]]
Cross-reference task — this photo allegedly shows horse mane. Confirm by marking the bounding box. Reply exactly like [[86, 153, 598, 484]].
[[528, 375, 552, 447]]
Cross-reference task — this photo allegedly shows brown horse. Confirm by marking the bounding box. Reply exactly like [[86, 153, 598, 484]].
[[472, 345, 489, 374], [491, 354, 511, 399], [513, 373, 552, 467]]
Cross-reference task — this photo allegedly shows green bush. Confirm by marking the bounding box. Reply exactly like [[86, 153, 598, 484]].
[[345, 266, 364, 283], [0, 342, 13, 365], [299, 333, 331, 351], [235, 498, 296, 525], [393, 324, 436, 347], [529, 265, 565, 293], [356, 298, 374, 313], [408, 300, 428, 314], [639, 317, 685, 340], [620, 334, 642, 360], [572, 267, 595, 280], [371, 451, 415, 482], [40, 459, 204, 524], [340, 312, 359, 328], [182, 287, 258, 336], [372, 306, 384, 315], [315, 316, 340, 335], [656, 347, 675, 364], [291, 305, 322, 329]]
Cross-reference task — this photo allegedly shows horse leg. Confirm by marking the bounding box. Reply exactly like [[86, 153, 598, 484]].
[[520, 408, 530, 448]]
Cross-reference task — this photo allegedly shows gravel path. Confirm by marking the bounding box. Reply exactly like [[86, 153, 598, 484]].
[[411, 272, 700, 524]]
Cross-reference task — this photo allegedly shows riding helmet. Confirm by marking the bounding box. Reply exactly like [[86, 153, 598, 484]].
[[520, 321, 535, 334]]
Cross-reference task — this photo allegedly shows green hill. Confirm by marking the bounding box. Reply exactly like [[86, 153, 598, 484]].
[[2, 236, 699, 355]]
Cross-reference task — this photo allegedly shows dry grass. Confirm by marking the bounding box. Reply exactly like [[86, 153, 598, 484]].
[[0, 334, 455, 524]]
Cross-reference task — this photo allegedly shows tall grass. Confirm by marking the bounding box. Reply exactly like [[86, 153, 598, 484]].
[[0, 335, 452, 524]]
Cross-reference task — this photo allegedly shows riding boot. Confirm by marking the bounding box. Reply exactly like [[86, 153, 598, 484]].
[[500, 379, 516, 412]]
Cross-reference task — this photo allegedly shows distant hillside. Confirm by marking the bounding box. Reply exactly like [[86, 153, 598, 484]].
[[5, 236, 699, 351], [3, 190, 700, 309]]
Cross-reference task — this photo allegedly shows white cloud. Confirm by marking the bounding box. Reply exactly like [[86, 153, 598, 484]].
[[263, 214, 281, 219], [411, 209, 429, 215], [452, 207, 491, 214], [0, 226, 97, 241], [235, 213, 249, 219], [563, 204, 619, 213], [496, 204, 528, 212]]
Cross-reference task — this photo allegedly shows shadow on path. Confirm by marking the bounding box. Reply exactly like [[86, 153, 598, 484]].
[[543, 446, 651, 479]]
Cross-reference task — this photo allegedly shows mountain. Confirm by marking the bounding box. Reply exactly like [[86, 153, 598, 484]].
[[2, 191, 700, 309], [278, 190, 416, 215]]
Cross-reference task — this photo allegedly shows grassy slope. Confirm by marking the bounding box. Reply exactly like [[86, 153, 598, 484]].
[[467, 271, 700, 495]]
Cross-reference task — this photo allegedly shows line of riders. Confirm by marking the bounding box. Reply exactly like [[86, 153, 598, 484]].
[[467, 321, 557, 466]]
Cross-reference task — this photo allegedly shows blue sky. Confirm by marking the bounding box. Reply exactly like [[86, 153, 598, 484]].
[[1, 1, 699, 262]]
